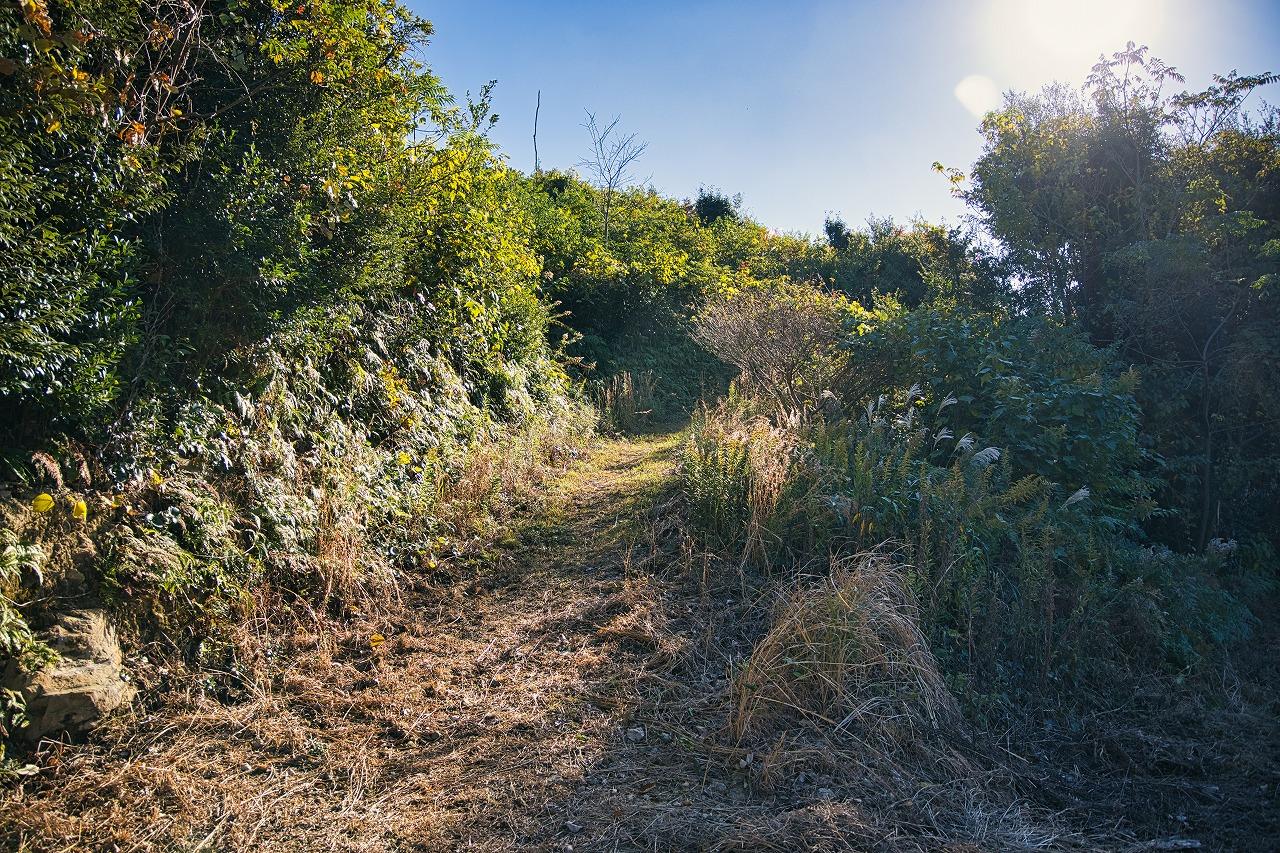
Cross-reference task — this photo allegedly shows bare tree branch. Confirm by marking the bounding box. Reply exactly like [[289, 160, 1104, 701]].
[[577, 110, 646, 248]]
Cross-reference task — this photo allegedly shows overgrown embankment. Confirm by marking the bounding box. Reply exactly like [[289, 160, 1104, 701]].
[[672, 261, 1280, 848]]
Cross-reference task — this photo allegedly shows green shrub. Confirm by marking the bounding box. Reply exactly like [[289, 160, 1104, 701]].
[[0, 529, 56, 752], [0, 530, 55, 674], [842, 305, 1152, 519], [810, 394, 1134, 688], [682, 364, 1250, 706], [0, 0, 166, 442]]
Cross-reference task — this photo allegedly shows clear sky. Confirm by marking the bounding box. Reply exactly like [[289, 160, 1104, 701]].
[[411, 1, 1279, 236]]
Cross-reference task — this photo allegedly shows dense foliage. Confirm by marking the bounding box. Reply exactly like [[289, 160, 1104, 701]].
[[962, 45, 1280, 554], [0, 0, 597, 722]]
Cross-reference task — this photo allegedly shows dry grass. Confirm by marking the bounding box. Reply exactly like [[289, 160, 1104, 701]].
[[499, 515, 1093, 851], [737, 413, 808, 570], [314, 473, 391, 612], [0, 432, 683, 852], [436, 414, 589, 539], [586, 550, 1088, 852], [596, 371, 657, 434], [730, 552, 957, 742]]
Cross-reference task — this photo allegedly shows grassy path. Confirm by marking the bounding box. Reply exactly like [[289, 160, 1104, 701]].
[[1, 431, 695, 852]]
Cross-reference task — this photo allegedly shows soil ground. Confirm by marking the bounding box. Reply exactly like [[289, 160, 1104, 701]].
[[1, 430, 1276, 851]]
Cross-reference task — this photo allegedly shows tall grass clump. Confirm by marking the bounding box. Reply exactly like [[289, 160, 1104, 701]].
[[681, 399, 822, 569], [731, 551, 956, 741], [595, 370, 657, 433], [726, 550, 1079, 852]]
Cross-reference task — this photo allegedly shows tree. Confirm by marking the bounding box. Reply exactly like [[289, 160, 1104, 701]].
[[577, 111, 647, 248], [823, 215, 852, 250], [694, 187, 740, 226], [964, 44, 1280, 552]]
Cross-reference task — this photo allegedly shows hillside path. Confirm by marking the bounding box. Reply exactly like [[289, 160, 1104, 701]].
[[4, 431, 731, 852]]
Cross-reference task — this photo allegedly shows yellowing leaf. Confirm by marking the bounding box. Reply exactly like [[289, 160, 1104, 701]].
[[370, 633, 386, 650], [149, 469, 164, 486], [45, 119, 61, 133], [309, 70, 325, 85], [20, 0, 52, 36], [71, 499, 88, 522], [120, 122, 146, 145], [31, 493, 55, 513], [397, 451, 411, 465]]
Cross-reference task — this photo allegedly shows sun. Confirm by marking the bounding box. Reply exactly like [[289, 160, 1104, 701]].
[[978, 0, 1169, 86], [1022, 0, 1165, 55]]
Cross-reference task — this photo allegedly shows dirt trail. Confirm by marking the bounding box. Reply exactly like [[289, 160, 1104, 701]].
[[2, 431, 701, 852]]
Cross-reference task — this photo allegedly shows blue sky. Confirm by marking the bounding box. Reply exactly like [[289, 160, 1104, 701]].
[[412, 1, 1279, 236]]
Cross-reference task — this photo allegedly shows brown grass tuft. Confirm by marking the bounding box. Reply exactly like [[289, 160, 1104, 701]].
[[28, 452, 63, 489], [596, 370, 657, 433], [731, 550, 956, 742]]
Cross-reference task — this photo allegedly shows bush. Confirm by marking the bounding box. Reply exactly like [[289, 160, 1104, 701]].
[[0, 530, 54, 675], [0, 0, 604, 693], [811, 393, 1133, 689], [841, 305, 1151, 518], [693, 281, 857, 412], [0, 0, 166, 442], [681, 354, 1250, 707]]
